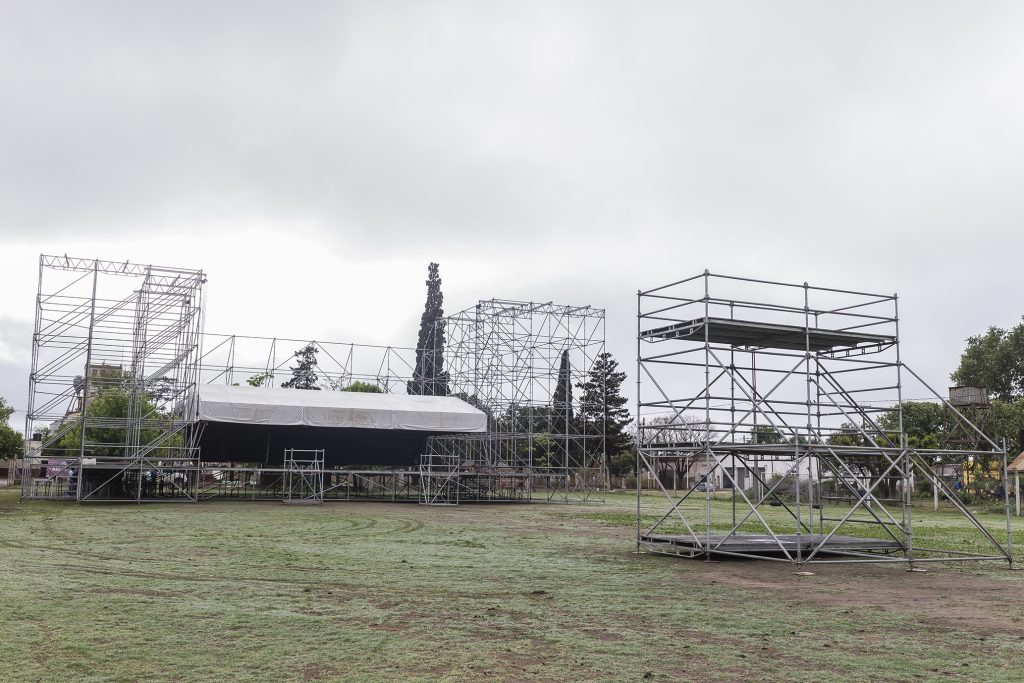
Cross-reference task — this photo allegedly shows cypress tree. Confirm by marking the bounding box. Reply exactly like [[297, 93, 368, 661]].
[[408, 263, 449, 396], [281, 343, 321, 390], [552, 350, 573, 434]]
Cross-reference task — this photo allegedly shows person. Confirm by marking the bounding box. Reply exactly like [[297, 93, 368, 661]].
[[142, 469, 155, 497]]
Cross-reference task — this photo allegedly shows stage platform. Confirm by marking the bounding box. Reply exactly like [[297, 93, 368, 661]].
[[641, 533, 904, 557]]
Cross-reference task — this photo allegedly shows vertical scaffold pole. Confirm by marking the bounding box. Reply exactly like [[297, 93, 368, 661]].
[[1004, 438, 1013, 566], [21, 256, 46, 496], [704, 271, 711, 559], [894, 293, 913, 567], [796, 282, 810, 564], [636, 290, 642, 552], [76, 260, 100, 503]]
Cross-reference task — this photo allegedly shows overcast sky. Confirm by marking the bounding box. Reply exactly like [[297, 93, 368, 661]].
[[2, 1, 1023, 427]]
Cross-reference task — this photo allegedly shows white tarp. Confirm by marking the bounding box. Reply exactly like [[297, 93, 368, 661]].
[[197, 384, 487, 432]]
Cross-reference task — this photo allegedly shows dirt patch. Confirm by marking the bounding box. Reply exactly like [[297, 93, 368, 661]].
[[581, 627, 623, 642], [301, 664, 341, 681], [564, 512, 1024, 636], [683, 560, 1024, 635], [92, 587, 193, 599]]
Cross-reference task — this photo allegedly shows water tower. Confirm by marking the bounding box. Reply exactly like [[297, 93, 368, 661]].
[[944, 386, 993, 452]]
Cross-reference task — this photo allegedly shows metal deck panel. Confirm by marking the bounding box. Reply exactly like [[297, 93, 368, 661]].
[[640, 318, 894, 351]]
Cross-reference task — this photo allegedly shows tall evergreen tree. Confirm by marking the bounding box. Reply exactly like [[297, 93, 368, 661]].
[[281, 344, 321, 390], [578, 352, 633, 481], [552, 350, 573, 434], [407, 262, 449, 396]]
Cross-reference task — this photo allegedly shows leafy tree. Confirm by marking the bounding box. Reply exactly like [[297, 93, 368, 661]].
[[342, 381, 384, 393], [949, 319, 1024, 459], [992, 400, 1024, 456], [281, 344, 321, 390], [552, 350, 573, 435], [0, 426, 23, 461], [951, 318, 1024, 401], [0, 396, 14, 424], [0, 396, 22, 461], [879, 401, 945, 449], [827, 403, 947, 498], [578, 352, 633, 480], [751, 424, 785, 444], [58, 387, 179, 457], [825, 420, 894, 497], [247, 372, 274, 388], [146, 376, 176, 408], [407, 262, 449, 396], [608, 451, 636, 477], [530, 435, 557, 470]]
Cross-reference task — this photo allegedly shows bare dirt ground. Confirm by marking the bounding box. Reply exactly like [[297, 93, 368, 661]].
[[684, 559, 1023, 635]]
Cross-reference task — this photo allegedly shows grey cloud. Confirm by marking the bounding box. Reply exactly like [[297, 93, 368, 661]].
[[0, 317, 33, 426], [0, 1, 1022, 404], [2, 2, 1021, 252]]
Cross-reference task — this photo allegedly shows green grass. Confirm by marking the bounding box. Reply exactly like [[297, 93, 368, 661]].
[[1, 488, 1023, 682], [573, 492, 1024, 562]]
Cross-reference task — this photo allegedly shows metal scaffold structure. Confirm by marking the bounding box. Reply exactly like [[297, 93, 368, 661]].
[[21, 255, 206, 502], [199, 333, 416, 392], [283, 449, 326, 504], [192, 337, 440, 503], [17, 254, 610, 507], [636, 271, 1013, 566], [420, 299, 607, 504]]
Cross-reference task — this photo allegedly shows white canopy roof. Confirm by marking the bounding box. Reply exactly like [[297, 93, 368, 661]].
[[197, 384, 487, 432]]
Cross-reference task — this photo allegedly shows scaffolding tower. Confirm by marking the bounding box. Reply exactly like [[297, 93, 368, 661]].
[[21, 255, 206, 502], [420, 300, 607, 504], [636, 272, 1012, 565], [283, 449, 326, 504]]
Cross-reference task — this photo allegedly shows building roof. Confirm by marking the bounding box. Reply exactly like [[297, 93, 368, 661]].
[[1008, 451, 1024, 473], [197, 384, 487, 433]]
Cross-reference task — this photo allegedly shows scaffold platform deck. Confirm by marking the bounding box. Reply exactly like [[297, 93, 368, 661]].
[[640, 317, 895, 351]]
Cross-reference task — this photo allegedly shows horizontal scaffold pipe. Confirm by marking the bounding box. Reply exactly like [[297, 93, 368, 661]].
[[705, 271, 896, 300], [638, 272, 708, 296]]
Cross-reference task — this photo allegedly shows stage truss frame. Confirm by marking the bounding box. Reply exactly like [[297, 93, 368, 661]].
[[420, 299, 607, 505], [18, 257, 609, 507], [199, 333, 416, 394]]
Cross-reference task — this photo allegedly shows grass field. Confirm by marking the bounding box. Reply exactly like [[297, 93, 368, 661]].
[[2, 487, 1023, 682]]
